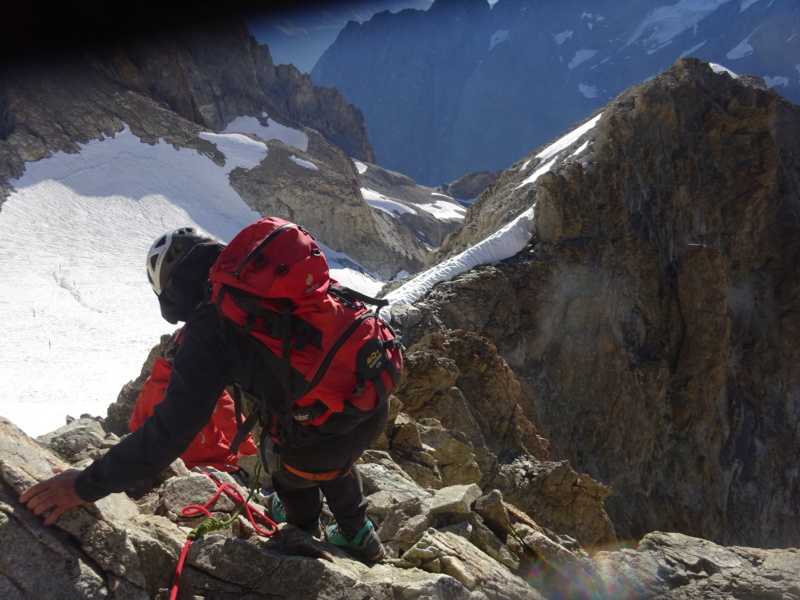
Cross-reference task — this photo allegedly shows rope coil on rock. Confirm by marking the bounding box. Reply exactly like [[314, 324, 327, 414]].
[[170, 462, 276, 600]]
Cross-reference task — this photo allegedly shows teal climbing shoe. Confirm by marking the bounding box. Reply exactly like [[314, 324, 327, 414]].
[[325, 521, 385, 562], [263, 492, 287, 524], [263, 492, 320, 536]]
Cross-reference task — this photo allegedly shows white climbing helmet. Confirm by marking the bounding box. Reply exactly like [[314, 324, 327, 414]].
[[146, 227, 207, 295]]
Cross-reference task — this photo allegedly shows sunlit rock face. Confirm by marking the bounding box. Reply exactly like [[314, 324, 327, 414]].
[[397, 58, 800, 549]]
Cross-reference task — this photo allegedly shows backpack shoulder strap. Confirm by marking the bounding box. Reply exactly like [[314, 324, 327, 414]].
[[228, 384, 260, 455], [278, 298, 294, 440]]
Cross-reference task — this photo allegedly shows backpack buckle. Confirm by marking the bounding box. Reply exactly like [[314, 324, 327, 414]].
[[352, 374, 366, 397]]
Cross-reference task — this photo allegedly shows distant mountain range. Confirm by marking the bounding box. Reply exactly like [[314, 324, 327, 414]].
[[247, 0, 434, 74], [308, 0, 800, 186]]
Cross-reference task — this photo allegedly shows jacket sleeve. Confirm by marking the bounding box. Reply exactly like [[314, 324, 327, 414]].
[[75, 310, 233, 502], [128, 357, 172, 432]]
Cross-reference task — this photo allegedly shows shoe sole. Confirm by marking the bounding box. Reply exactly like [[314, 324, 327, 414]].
[[338, 546, 385, 562], [326, 524, 384, 562]]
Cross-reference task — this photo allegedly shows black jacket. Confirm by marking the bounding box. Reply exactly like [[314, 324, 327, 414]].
[[75, 247, 385, 502]]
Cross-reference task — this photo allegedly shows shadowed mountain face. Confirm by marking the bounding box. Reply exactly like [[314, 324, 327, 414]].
[[247, 0, 434, 74], [394, 58, 800, 548], [311, 0, 800, 186]]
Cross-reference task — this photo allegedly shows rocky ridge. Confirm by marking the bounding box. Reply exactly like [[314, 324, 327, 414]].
[[88, 22, 374, 165], [3, 321, 799, 598], [393, 58, 800, 549]]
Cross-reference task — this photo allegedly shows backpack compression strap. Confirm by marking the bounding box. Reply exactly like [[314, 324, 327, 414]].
[[229, 385, 260, 456], [226, 299, 295, 453], [329, 284, 389, 310], [278, 298, 295, 441]]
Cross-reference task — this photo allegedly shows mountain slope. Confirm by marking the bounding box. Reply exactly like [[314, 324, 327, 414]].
[[0, 127, 266, 435], [0, 20, 446, 276], [388, 57, 800, 548], [311, 0, 800, 186]]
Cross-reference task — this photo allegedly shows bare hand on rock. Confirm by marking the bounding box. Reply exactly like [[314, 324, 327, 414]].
[[19, 467, 84, 525]]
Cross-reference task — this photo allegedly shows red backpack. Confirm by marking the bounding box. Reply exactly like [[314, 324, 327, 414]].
[[208, 217, 403, 446]]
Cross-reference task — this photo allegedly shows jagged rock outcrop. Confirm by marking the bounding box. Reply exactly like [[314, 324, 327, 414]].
[[227, 139, 427, 278], [4, 319, 799, 600], [91, 21, 374, 163], [0, 20, 373, 195], [389, 330, 615, 549], [592, 532, 800, 599], [0, 58, 208, 198], [439, 171, 500, 202], [390, 58, 800, 548], [263, 64, 375, 163], [358, 160, 466, 248]]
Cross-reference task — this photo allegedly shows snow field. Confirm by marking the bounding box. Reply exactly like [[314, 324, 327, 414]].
[[1, 127, 285, 435]]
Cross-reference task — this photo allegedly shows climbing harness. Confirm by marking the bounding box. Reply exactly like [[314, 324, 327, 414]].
[[169, 462, 277, 600]]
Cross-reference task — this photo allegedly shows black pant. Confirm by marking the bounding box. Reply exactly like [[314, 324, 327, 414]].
[[272, 464, 367, 536], [268, 401, 389, 537]]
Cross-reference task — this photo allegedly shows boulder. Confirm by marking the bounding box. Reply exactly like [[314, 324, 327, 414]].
[[37, 415, 120, 464], [0, 417, 179, 598], [359, 451, 434, 505], [591, 532, 800, 599], [399, 529, 541, 599], [428, 484, 482, 520]]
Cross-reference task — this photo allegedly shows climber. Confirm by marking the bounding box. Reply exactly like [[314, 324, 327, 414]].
[[20, 224, 388, 562]]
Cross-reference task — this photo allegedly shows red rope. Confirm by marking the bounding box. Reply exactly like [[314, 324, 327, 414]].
[[169, 472, 278, 600], [170, 540, 193, 600]]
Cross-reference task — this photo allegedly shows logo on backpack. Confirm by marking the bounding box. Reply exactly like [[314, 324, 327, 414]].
[[367, 350, 382, 368], [208, 217, 403, 442]]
